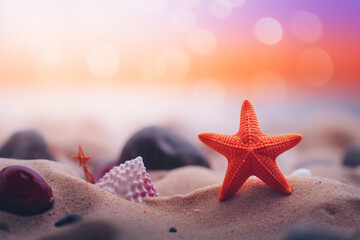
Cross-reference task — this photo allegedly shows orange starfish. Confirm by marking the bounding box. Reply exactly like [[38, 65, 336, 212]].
[[198, 99, 302, 201], [72, 145, 95, 184]]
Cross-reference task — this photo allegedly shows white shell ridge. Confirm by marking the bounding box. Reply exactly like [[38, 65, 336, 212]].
[[96, 156, 158, 203]]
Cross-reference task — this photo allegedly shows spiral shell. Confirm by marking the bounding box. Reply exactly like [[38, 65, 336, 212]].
[[96, 156, 158, 203]]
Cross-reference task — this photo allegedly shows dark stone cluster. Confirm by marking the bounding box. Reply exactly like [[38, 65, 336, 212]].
[[0, 129, 54, 161], [117, 126, 210, 170]]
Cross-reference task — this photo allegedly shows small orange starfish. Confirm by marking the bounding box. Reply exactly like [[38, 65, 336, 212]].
[[198, 99, 302, 201], [72, 145, 95, 184]]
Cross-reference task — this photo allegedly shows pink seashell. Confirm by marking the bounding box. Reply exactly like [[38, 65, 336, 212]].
[[96, 157, 158, 203]]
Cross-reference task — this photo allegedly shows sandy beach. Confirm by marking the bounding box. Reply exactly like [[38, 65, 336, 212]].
[[1, 158, 359, 240]]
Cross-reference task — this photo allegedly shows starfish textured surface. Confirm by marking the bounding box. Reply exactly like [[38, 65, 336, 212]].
[[198, 99, 302, 200]]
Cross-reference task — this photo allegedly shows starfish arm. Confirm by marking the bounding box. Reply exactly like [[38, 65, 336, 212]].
[[252, 154, 292, 195], [71, 154, 83, 166], [256, 134, 302, 158], [237, 99, 262, 138], [219, 155, 252, 200], [198, 133, 247, 156]]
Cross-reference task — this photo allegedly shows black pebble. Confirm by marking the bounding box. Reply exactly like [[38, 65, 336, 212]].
[[286, 224, 345, 240], [118, 126, 210, 170], [169, 227, 177, 233], [0, 129, 54, 160], [343, 147, 360, 167], [54, 214, 83, 227]]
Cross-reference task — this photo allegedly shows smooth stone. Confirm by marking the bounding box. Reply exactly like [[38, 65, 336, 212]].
[[0, 129, 54, 160], [118, 126, 210, 170], [343, 147, 360, 167], [0, 165, 54, 216], [54, 214, 83, 227], [291, 168, 312, 177], [286, 224, 346, 240]]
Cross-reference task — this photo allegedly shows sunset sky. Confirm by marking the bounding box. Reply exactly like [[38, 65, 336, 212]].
[[0, 0, 359, 100]]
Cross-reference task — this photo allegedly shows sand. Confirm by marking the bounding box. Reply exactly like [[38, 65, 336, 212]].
[[153, 166, 223, 196], [1, 158, 360, 240]]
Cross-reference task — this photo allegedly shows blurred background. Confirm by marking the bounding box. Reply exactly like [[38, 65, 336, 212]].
[[0, 0, 359, 183]]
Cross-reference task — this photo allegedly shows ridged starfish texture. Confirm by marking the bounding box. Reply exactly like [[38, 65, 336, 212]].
[[198, 99, 302, 201]]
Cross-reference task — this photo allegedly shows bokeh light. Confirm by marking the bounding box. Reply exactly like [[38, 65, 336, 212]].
[[182, 0, 203, 8], [188, 29, 217, 55], [290, 11, 322, 43], [0, 0, 359, 99], [171, 8, 197, 32], [254, 17, 283, 45], [139, 54, 166, 80], [159, 48, 190, 81], [228, 0, 246, 8], [137, 0, 167, 15], [38, 51, 65, 66], [193, 78, 226, 112], [209, 0, 233, 19], [29, 27, 64, 66], [86, 44, 120, 78], [297, 48, 333, 88], [251, 71, 287, 105]]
